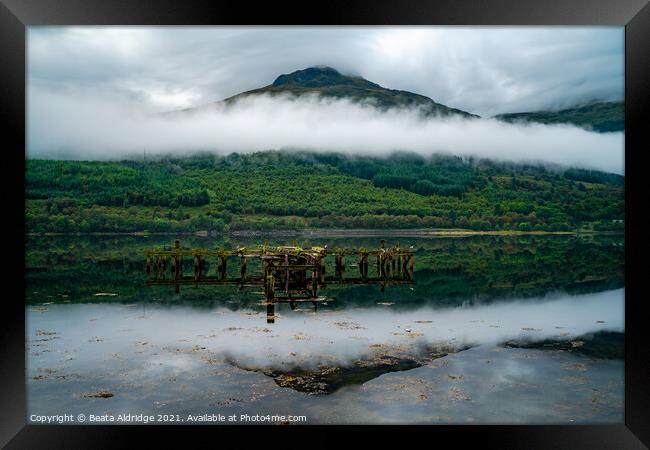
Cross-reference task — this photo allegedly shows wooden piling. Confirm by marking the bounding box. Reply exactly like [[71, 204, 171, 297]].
[[194, 255, 201, 281], [266, 303, 275, 324], [145, 242, 414, 315], [219, 256, 227, 280], [240, 256, 247, 279]]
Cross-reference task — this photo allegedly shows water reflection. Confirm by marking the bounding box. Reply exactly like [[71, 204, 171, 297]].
[[145, 241, 415, 323], [26, 288, 624, 411], [26, 234, 624, 309], [25, 234, 625, 423]]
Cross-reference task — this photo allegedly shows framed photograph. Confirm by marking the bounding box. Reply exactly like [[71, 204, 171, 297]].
[[2, 0, 648, 447]]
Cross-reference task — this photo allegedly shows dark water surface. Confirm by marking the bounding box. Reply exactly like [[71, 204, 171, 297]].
[[26, 234, 624, 424]]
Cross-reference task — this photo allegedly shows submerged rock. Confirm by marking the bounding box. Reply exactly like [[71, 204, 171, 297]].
[[502, 331, 623, 359], [83, 390, 114, 398], [234, 344, 464, 394]]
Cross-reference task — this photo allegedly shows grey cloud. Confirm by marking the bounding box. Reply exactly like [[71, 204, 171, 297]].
[[28, 26, 623, 115], [27, 26, 624, 171]]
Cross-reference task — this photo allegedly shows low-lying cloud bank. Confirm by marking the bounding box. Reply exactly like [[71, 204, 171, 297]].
[[28, 91, 624, 174]]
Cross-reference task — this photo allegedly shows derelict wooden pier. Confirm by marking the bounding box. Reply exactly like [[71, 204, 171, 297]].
[[145, 240, 414, 321]]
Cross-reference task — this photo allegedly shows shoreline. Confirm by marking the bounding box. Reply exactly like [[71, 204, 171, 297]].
[[25, 228, 624, 238]]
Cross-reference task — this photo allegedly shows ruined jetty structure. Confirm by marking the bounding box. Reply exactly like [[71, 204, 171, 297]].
[[145, 240, 414, 322]]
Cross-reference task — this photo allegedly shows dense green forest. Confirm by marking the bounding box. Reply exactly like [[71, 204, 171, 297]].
[[494, 101, 624, 133], [25, 151, 624, 234]]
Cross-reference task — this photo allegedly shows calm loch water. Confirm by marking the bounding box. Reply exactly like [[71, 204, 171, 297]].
[[26, 234, 624, 424]]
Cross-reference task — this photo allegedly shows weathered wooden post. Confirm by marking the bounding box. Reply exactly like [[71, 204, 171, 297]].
[[173, 256, 180, 280], [269, 272, 275, 299], [312, 269, 318, 297], [194, 255, 201, 281], [266, 303, 275, 324], [264, 266, 275, 301], [174, 240, 182, 280], [284, 253, 290, 293], [334, 255, 340, 279], [319, 256, 326, 285], [240, 256, 247, 280], [359, 253, 369, 279], [219, 256, 227, 280]]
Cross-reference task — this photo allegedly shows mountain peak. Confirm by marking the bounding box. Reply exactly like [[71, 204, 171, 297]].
[[176, 66, 478, 119], [272, 66, 380, 89]]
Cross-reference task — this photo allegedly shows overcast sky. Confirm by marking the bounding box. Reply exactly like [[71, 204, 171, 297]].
[[27, 26, 624, 173], [29, 26, 624, 115]]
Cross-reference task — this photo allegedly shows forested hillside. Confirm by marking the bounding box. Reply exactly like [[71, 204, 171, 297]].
[[25, 151, 624, 233], [494, 101, 624, 133]]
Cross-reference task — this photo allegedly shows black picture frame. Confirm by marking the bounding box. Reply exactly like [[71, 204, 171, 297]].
[[1, 0, 648, 447]]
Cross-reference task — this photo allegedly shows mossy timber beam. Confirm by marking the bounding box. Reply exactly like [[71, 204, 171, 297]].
[[145, 241, 414, 319]]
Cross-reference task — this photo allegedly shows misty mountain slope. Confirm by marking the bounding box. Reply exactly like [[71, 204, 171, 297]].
[[167, 67, 622, 134], [494, 101, 623, 133], [176, 66, 479, 118], [26, 151, 624, 234]]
